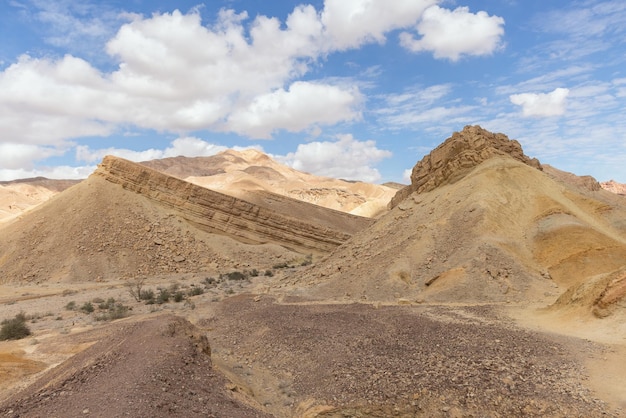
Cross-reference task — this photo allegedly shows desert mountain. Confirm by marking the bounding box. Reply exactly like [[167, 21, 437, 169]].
[[290, 126, 626, 318], [2, 126, 625, 417], [0, 177, 79, 223], [140, 149, 397, 218], [0, 156, 371, 284]]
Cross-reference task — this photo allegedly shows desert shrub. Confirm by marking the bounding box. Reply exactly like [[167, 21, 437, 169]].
[[92, 297, 105, 304], [0, 313, 31, 341], [80, 302, 94, 313], [125, 277, 146, 302], [95, 302, 129, 322], [249, 269, 259, 277], [65, 301, 77, 310], [173, 291, 185, 303], [97, 298, 116, 310], [139, 289, 154, 305], [264, 269, 274, 277], [272, 262, 290, 269], [301, 254, 313, 266], [202, 277, 216, 287], [156, 288, 171, 304], [187, 286, 204, 296], [226, 271, 247, 281]]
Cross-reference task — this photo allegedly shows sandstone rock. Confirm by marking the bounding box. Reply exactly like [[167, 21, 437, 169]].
[[95, 156, 369, 254], [390, 125, 542, 208]]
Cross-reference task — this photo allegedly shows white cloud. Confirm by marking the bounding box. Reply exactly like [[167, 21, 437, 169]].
[[510, 87, 570, 117], [376, 83, 477, 132], [0, 143, 67, 170], [321, 0, 437, 50], [399, 6, 505, 61], [75, 137, 237, 163], [226, 81, 362, 138], [0, 165, 95, 181], [402, 168, 412, 183], [276, 134, 392, 182]]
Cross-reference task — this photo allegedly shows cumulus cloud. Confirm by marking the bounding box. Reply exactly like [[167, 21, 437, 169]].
[[0, 1, 510, 180], [75, 137, 238, 163], [509, 88, 570, 117], [321, 0, 437, 50], [0, 165, 96, 182], [402, 168, 413, 183], [226, 82, 362, 138], [0, 143, 67, 170], [276, 134, 392, 182], [400, 6, 505, 61]]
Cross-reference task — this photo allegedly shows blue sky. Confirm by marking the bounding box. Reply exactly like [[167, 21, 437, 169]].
[[1, 0, 625, 184]]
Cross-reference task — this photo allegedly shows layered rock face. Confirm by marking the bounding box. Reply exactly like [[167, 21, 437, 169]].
[[94, 156, 369, 254], [390, 125, 542, 208]]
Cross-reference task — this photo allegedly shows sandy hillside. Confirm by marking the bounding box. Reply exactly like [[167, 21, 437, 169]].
[[141, 149, 397, 218], [0, 178, 79, 223], [1, 125, 625, 417], [288, 126, 626, 314], [0, 157, 370, 284]]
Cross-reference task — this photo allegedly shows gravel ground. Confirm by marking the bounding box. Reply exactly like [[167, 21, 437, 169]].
[[204, 295, 618, 417], [0, 314, 270, 418]]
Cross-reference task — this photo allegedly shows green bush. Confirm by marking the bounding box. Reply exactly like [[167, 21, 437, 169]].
[[80, 302, 94, 313], [140, 289, 155, 303], [173, 291, 185, 303], [98, 298, 116, 310], [0, 313, 31, 341], [187, 287, 204, 297], [95, 303, 129, 321], [226, 271, 247, 281], [156, 288, 171, 304]]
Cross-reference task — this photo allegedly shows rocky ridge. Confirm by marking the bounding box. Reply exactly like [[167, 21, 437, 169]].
[[95, 155, 369, 254], [390, 125, 542, 208], [601, 179, 626, 196], [0, 156, 370, 283]]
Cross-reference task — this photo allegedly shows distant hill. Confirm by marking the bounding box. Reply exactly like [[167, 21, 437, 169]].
[[0, 178, 80, 223], [140, 149, 397, 218]]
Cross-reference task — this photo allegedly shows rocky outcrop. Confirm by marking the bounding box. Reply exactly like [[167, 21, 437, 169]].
[[94, 156, 370, 254], [390, 125, 542, 208], [601, 180, 626, 196]]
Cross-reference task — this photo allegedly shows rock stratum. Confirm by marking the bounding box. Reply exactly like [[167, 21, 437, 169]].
[[390, 125, 542, 208], [0, 156, 371, 283], [95, 156, 369, 253]]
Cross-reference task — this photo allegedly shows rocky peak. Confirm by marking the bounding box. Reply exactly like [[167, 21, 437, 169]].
[[601, 179, 626, 196], [390, 125, 542, 208]]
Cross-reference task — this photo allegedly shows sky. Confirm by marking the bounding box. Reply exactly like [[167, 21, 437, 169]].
[[1, 0, 625, 184]]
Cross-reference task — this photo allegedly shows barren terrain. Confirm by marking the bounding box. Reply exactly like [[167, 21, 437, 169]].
[[1, 126, 625, 417]]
